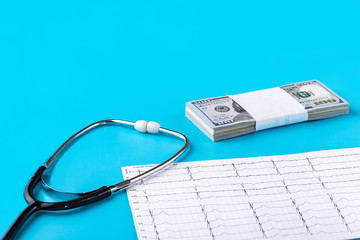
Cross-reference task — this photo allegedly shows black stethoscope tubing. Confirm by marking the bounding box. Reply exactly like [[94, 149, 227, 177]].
[[4, 166, 112, 239]]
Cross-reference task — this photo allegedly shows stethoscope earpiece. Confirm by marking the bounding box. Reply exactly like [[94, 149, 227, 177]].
[[134, 120, 161, 134]]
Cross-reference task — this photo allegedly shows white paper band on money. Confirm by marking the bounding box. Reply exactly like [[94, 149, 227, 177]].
[[229, 87, 308, 131]]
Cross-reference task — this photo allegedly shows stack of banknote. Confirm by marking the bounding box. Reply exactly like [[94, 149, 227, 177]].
[[185, 80, 349, 141]]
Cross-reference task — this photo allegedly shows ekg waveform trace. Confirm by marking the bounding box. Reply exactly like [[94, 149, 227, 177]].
[[122, 148, 360, 240]]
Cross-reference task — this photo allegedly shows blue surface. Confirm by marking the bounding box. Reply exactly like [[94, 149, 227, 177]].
[[1, 1, 360, 239]]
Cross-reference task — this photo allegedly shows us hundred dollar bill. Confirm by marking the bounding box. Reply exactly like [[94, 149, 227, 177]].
[[185, 80, 349, 141]]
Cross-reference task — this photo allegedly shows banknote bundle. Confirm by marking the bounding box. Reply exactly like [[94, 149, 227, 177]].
[[186, 80, 349, 141]]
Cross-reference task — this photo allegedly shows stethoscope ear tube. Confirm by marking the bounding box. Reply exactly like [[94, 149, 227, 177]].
[[41, 119, 188, 196], [41, 186, 112, 211], [24, 166, 46, 204]]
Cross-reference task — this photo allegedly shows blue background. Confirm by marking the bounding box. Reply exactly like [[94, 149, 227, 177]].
[[1, 1, 360, 239]]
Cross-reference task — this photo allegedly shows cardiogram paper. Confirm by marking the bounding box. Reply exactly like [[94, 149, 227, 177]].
[[122, 148, 360, 240]]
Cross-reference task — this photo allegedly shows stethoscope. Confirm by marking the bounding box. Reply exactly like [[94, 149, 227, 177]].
[[2, 119, 189, 240]]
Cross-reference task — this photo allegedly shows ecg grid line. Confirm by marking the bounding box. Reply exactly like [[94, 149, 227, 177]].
[[122, 148, 360, 240]]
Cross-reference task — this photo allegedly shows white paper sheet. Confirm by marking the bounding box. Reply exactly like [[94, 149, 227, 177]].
[[122, 148, 360, 240]]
